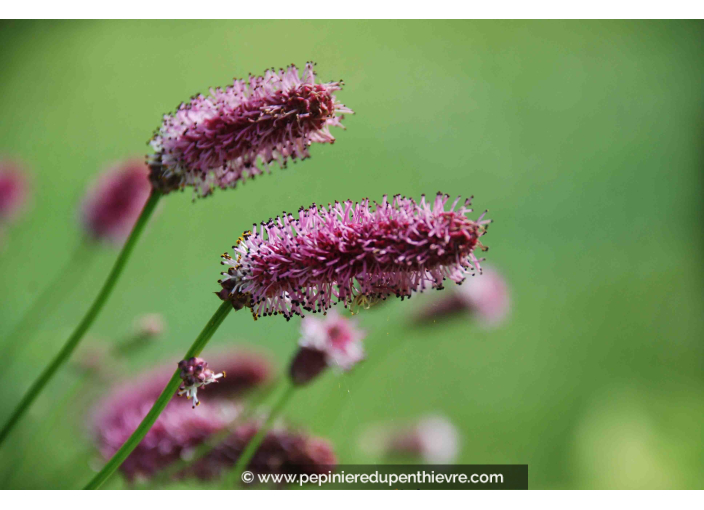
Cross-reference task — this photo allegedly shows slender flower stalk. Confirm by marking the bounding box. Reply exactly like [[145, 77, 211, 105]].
[[148, 62, 352, 198], [1, 240, 97, 359], [0, 190, 162, 449], [2, 160, 152, 360], [84, 301, 232, 489], [224, 382, 296, 488], [218, 192, 491, 320]]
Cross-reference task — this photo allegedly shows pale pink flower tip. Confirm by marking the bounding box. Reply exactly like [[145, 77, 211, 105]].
[[80, 159, 152, 244], [290, 311, 366, 385], [360, 415, 461, 464], [0, 160, 30, 223], [219, 192, 491, 321], [134, 313, 166, 339], [149, 62, 353, 197], [416, 266, 510, 327]]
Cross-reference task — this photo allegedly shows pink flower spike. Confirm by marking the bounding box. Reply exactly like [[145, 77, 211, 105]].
[[80, 159, 152, 245], [290, 311, 366, 385], [149, 62, 352, 197], [219, 192, 492, 321], [0, 160, 30, 223]]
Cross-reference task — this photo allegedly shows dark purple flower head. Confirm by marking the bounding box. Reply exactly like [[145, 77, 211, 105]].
[[80, 159, 152, 245], [92, 350, 276, 481], [149, 62, 352, 197], [177, 357, 225, 409], [0, 160, 30, 222], [219, 193, 491, 320], [192, 421, 337, 483]]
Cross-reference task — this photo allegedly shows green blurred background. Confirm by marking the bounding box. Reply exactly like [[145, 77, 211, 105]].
[[1, 20, 703, 489]]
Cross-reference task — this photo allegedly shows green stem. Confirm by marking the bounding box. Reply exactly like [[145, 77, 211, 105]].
[[0, 190, 162, 449], [1, 239, 96, 358], [223, 382, 296, 489], [3, 374, 88, 489], [84, 301, 233, 490]]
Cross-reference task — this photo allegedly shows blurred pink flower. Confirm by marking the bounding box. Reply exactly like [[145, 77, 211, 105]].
[[80, 159, 152, 245], [289, 311, 366, 385], [134, 313, 165, 339], [0, 160, 30, 223], [359, 414, 461, 464], [415, 266, 510, 327], [149, 62, 352, 197], [219, 193, 491, 320], [91, 350, 335, 482], [192, 421, 337, 484]]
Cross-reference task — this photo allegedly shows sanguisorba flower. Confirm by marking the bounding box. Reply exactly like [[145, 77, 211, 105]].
[[177, 357, 225, 409], [290, 311, 366, 385], [219, 193, 491, 320], [149, 62, 352, 197], [80, 159, 152, 244], [0, 160, 30, 223], [193, 421, 337, 483]]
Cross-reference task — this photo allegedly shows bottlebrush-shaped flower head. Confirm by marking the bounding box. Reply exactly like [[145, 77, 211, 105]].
[[80, 159, 152, 244], [290, 311, 365, 385], [0, 160, 30, 222], [149, 62, 352, 197], [218, 193, 491, 321]]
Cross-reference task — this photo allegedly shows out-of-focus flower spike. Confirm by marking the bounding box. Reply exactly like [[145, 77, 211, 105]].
[[359, 414, 461, 464], [0, 159, 30, 224], [80, 159, 152, 245], [414, 265, 510, 327]]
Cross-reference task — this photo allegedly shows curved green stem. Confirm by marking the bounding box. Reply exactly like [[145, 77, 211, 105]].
[[223, 382, 296, 489], [0, 190, 162, 448], [84, 301, 233, 490], [1, 239, 96, 359]]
